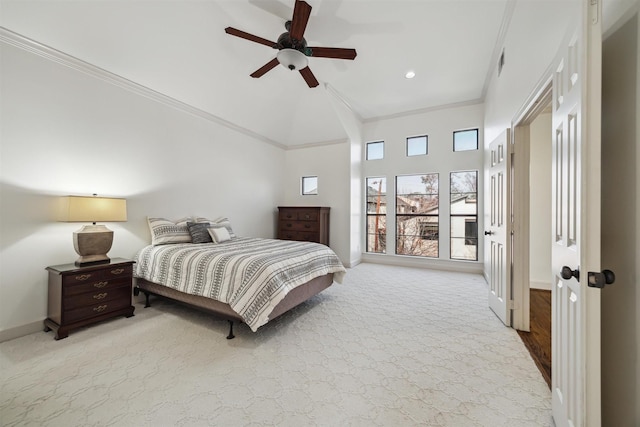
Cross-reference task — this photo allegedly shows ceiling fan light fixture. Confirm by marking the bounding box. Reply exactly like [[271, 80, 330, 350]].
[[277, 48, 308, 71]]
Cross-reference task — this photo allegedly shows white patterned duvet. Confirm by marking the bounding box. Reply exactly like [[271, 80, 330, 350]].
[[134, 237, 346, 331]]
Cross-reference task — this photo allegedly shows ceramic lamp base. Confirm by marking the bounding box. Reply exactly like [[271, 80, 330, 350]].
[[73, 224, 114, 266]]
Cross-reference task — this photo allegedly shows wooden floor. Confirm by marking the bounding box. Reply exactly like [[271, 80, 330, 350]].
[[517, 289, 551, 388]]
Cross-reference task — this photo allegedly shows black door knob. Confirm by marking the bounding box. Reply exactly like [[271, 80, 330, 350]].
[[587, 269, 616, 288], [561, 266, 580, 281]]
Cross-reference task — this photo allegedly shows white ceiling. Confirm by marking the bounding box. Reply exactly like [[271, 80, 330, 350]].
[[0, 0, 509, 147]]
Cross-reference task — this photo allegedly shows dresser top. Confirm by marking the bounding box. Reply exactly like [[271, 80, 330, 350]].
[[46, 258, 134, 274]]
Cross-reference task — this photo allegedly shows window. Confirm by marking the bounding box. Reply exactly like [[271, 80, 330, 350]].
[[406, 135, 428, 156], [301, 176, 318, 195], [366, 141, 384, 160], [453, 129, 478, 152], [450, 171, 478, 260], [366, 177, 387, 253], [396, 174, 439, 257]]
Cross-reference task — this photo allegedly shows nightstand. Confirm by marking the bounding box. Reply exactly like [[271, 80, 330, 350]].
[[44, 258, 135, 340]]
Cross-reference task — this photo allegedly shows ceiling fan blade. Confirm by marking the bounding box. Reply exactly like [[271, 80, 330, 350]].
[[250, 58, 280, 78], [308, 47, 357, 60], [225, 27, 276, 48], [289, 0, 312, 41], [299, 66, 319, 88]]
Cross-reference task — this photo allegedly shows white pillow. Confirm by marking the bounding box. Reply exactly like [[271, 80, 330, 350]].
[[147, 217, 192, 245], [195, 216, 236, 238], [208, 225, 231, 243]]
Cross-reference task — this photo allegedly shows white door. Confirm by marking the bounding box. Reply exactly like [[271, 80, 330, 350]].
[[487, 130, 510, 326], [551, 1, 602, 425]]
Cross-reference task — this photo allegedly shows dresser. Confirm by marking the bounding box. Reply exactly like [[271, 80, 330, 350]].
[[44, 258, 135, 340], [277, 206, 330, 246]]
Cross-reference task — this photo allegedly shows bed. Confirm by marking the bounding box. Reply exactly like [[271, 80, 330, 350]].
[[133, 234, 346, 339]]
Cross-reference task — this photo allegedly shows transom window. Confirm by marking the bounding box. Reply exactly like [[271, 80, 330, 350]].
[[453, 129, 479, 152], [406, 135, 428, 156], [366, 141, 384, 160]]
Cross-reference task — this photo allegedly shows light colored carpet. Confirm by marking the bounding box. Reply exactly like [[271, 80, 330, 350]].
[[0, 263, 551, 426]]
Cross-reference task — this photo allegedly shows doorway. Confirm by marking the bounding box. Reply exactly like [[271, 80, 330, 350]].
[[511, 80, 553, 387]]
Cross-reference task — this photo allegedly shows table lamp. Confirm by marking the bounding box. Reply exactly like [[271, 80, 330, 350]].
[[58, 195, 127, 266]]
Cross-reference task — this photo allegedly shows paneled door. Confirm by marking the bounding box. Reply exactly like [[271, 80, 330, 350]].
[[487, 130, 510, 326], [551, 0, 602, 425]]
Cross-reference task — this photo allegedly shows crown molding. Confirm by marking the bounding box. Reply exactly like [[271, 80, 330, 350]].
[[362, 98, 484, 123], [0, 27, 287, 150], [285, 138, 349, 151]]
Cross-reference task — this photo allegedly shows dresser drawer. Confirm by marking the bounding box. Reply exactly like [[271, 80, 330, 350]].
[[278, 209, 319, 222], [64, 284, 132, 310], [279, 220, 320, 232], [278, 230, 318, 241], [63, 298, 131, 324]]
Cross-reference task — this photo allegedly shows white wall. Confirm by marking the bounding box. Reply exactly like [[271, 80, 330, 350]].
[[529, 112, 552, 290], [483, 0, 577, 279], [0, 42, 286, 339], [601, 5, 639, 425], [361, 103, 484, 272], [281, 142, 352, 266]]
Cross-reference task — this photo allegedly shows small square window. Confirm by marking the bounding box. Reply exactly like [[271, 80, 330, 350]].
[[302, 176, 318, 195], [453, 129, 479, 152], [366, 141, 384, 160], [407, 135, 428, 156]]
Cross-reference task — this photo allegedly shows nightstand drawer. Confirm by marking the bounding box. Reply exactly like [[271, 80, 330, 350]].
[[62, 264, 133, 286], [64, 284, 131, 310], [63, 277, 130, 297], [63, 298, 131, 324]]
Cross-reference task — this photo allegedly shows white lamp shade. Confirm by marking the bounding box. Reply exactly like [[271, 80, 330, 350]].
[[277, 48, 309, 71], [59, 196, 127, 223]]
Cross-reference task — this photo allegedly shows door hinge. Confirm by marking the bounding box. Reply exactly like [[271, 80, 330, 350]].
[[508, 300, 516, 310]]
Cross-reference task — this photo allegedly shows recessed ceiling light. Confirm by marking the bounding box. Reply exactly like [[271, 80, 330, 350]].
[[405, 70, 416, 79]]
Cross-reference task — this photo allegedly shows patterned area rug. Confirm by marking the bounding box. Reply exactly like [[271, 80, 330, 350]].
[[0, 263, 551, 426]]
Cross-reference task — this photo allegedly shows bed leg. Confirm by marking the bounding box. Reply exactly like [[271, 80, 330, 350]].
[[143, 291, 151, 308], [226, 320, 235, 340]]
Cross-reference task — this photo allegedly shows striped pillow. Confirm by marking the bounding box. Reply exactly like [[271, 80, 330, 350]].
[[194, 216, 236, 238], [147, 217, 192, 245]]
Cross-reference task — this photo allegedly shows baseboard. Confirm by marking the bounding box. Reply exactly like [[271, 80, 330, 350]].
[[360, 253, 484, 274], [0, 320, 44, 343], [530, 280, 551, 290]]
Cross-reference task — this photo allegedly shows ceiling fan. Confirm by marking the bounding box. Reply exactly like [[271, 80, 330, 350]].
[[224, 0, 357, 88]]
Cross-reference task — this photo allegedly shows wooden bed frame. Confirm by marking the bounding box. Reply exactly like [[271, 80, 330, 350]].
[[134, 273, 334, 339]]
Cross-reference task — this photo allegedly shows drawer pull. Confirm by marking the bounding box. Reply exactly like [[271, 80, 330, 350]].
[[93, 293, 108, 300], [304, 224, 311, 228], [93, 281, 108, 288], [75, 274, 92, 281], [304, 215, 310, 219], [93, 305, 108, 312], [110, 268, 125, 275], [286, 223, 293, 227]]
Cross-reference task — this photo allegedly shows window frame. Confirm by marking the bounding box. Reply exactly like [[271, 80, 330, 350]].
[[406, 135, 428, 157], [366, 141, 385, 160], [453, 128, 479, 152], [395, 173, 440, 258], [301, 176, 318, 195], [449, 170, 478, 261], [365, 177, 387, 253]]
